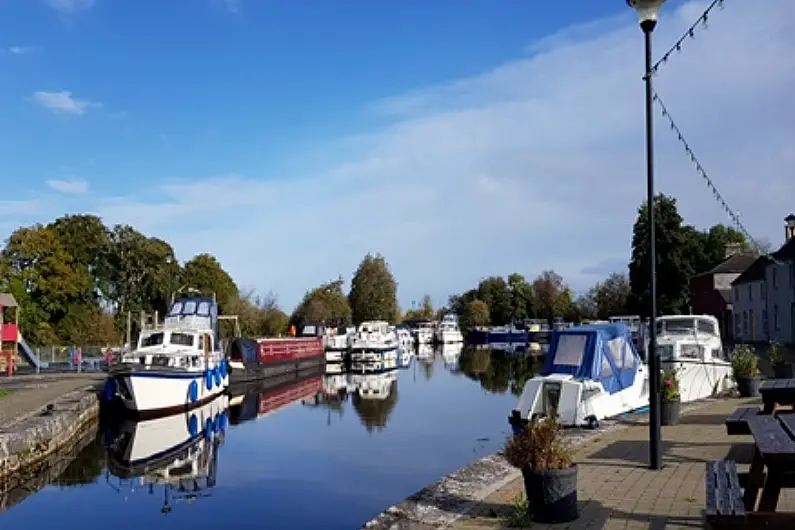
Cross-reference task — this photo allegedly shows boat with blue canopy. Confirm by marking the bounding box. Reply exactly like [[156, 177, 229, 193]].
[[510, 323, 649, 429]]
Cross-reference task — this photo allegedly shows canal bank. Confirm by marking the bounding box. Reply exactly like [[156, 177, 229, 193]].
[[0, 374, 103, 481], [359, 396, 734, 530]]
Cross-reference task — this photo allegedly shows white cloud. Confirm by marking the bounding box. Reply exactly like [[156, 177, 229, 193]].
[[46, 0, 94, 15], [62, 0, 795, 309], [31, 90, 99, 115], [1, 46, 36, 56], [46, 178, 90, 194], [222, 0, 241, 14]]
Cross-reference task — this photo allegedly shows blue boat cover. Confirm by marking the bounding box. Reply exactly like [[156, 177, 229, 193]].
[[541, 323, 640, 394], [228, 338, 259, 364]]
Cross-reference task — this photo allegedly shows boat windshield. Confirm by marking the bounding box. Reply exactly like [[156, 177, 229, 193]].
[[656, 318, 696, 335], [140, 332, 164, 347]]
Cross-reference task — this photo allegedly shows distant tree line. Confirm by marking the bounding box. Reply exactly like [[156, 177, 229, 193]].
[[0, 195, 755, 345], [0, 214, 288, 346]]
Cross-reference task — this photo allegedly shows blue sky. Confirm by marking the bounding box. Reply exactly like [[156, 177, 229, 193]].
[[1, 0, 794, 311]]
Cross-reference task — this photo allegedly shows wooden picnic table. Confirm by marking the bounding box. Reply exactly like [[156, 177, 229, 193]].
[[760, 379, 795, 413], [743, 412, 795, 512]]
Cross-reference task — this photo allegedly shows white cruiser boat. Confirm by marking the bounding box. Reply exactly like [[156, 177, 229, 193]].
[[324, 325, 355, 362], [395, 326, 414, 349], [350, 321, 399, 363], [511, 323, 648, 429], [655, 314, 734, 402], [416, 342, 433, 359], [413, 321, 436, 345], [436, 314, 464, 344], [440, 342, 463, 365], [104, 393, 227, 514], [105, 297, 230, 417]]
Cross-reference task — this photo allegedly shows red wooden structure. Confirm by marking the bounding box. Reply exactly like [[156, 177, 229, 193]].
[[0, 294, 19, 376]]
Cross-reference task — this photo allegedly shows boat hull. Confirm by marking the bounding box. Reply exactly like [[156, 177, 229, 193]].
[[513, 369, 650, 428], [662, 358, 735, 403], [228, 355, 325, 384], [105, 364, 228, 419]]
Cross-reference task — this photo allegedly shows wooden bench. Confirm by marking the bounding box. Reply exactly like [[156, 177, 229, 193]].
[[760, 379, 795, 414], [705, 460, 795, 529], [726, 406, 763, 435]]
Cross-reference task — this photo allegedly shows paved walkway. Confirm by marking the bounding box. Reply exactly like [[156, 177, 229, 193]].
[[451, 397, 795, 529], [0, 373, 103, 426]]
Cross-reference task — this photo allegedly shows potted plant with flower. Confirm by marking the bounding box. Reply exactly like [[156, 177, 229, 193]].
[[731, 344, 762, 397], [769, 340, 793, 379], [660, 367, 681, 425], [503, 414, 579, 524]]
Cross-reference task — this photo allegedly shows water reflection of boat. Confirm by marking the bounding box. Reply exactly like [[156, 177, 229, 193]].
[[103, 394, 228, 513], [350, 371, 399, 432], [440, 342, 463, 365], [416, 343, 433, 359], [227, 368, 323, 425]]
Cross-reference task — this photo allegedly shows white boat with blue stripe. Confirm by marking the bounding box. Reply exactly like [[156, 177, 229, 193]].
[[104, 296, 230, 418]]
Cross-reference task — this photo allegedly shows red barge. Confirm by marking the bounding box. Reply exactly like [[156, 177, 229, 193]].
[[226, 336, 325, 385]]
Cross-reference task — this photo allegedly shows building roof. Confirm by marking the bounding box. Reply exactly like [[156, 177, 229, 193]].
[[693, 252, 757, 278], [0, 293, 18, 307], [731, 255, 774, 286], [772, 237, 795, 261]]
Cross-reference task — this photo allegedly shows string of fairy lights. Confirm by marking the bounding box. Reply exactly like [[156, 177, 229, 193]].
[[645, 0, 762, 250]]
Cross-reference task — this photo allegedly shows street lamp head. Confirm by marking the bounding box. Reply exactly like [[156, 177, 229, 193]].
[[627, 0, 665, 28]]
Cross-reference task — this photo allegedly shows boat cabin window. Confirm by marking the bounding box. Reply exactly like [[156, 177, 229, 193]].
[[197, 301, 210, 315], [140, 332, 164, 347], [696, 319, 716, 335], [656, 318, 696, 335], [183, 300, 197, 314], [553, 334, 587, 366], [170, 302, 183, 315], [170, 333, 195, 347]]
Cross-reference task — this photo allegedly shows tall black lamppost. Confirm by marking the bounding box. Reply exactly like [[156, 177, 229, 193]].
[[627, 0, 665, 471]]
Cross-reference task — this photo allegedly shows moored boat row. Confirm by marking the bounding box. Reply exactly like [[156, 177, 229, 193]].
[[509, 314, 735, 430]]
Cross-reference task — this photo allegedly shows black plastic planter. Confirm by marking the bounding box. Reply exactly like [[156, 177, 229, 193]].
[[521, 465, 579, 523], [774, 363, 794, 380], [660, 398, 681, 426], [736, 376, 761, 397]]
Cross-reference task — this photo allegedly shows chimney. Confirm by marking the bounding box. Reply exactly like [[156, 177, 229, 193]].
[[724, 242, 742, 258], [786, 214, 795, 243]]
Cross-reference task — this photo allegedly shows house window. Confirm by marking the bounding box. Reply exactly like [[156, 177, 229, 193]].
[[734, 286, 740, 303], [748, 284, 753, 301], [773, 268, 778, 289], [742, 311, 749, 336], [762, 309, 769, 336], [774, 304, 780, 331], [761, 281, 767, 300], [734, 312, 742, 337]]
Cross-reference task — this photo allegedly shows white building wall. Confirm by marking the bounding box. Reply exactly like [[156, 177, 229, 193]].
[[732, 280, 769, 342], [765, 259, 795, 344]]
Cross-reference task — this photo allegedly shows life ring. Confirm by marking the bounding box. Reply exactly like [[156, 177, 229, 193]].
[[204, 418, 213, 440], [205, 370, 213, 391], [188, 414, 199, 437], [219, 359, 227, 378], [188, 380, 199, 403]]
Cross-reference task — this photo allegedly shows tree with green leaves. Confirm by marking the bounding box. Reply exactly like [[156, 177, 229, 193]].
[[476, 276, 513, 325], [291, 278, 352, 328], [531, 270, 572, 321], [594, 273, 631, 319], [404, 293, 434, 321], [628, 194, 695, 316], [507, 273, 533, 321], [348, 253, 398, 324], [459, 299, 491, 331], [49, 214, 112, 302], [180, 253, 239, 310], [2, 224, 91, 344]]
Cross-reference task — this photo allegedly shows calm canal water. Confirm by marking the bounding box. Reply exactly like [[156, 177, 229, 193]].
[[1, 345, 541, 530]]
